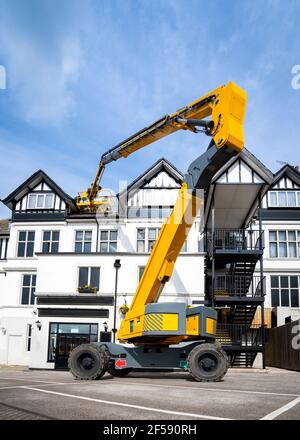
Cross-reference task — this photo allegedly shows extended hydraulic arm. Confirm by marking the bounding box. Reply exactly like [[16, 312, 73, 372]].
[[68, 81, 247, 382], [116, 83, 246, 343], [77, 82, 246, 210], [79, 81, 247, 343]]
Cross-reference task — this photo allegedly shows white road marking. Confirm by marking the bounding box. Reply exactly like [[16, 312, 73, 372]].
[[22, 386, 234, 420], [111, 380, 300, 398], [260, 397, 300, 420], [0, 377, 61, 384], [0, 382, 67, 390], [3, 376, 299, 398]]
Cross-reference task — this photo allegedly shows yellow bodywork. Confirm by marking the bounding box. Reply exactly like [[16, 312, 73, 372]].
[[75, 81, 246, 346], [117, 82, 246, 344], [77, 81, 246, 211], [186, 315, 199, 336], [117, 183, 202, 342], [143, 314, 179, 332], [206, 318, 217, 336]]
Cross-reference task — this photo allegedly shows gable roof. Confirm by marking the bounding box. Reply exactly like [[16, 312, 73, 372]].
[[212, 147, 274, 184], [118, 157, 183, 197], [271, 164, 300, 187], [204, 147, 274, 229], [1, 169, 77, 211]]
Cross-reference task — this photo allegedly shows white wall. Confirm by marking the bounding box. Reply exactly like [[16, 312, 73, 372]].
[[3, 166, 300, 368], [0, 167, 206, 367], [29, 314, 114, 369], [0, 307, 33, 365], [275, 307, 300, 326], [253, 219, 300, 309], [36, 253, 204, 300]]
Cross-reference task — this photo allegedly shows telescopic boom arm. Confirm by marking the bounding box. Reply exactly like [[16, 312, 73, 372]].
[[77, 81, 246, 210]]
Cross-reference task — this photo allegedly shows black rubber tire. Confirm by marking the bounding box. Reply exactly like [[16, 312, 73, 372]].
[[107, 366, 133, 377], [68, 344, 108, 380], [188, 343, 228, 382], [102, 346, 111, 365]]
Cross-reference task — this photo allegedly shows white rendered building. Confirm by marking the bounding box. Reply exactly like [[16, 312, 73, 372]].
[[0, 155, 300, 369]]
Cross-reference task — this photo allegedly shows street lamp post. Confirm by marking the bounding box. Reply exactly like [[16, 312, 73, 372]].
[[112, 259, 121, 342]]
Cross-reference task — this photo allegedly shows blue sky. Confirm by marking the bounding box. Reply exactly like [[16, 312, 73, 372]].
[[0, 0, 300, 217]]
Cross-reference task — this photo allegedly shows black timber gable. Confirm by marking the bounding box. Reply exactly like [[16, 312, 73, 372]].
[[261, 164, 300, 221], [1, 169, 78, 222]]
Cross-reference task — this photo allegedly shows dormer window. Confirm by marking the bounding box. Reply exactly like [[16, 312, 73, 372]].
[[27, 193, 54, 210], [268, 190, 300, 207]]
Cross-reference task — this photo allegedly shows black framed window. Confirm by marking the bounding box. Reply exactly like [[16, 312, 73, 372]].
[[17, 231, 35, 257], [99, 230, 118, 253], [48, 322, 98, 361], [75, 230, 92, 253], [271, 275, 299, 308], [42, 230, 60, 253], [78, 267, 100, 291], [21, 274, 36, 305], [26, 324, 32, 351]]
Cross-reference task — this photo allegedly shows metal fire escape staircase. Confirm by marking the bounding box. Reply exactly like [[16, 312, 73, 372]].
[[206, 228, 266, 367]]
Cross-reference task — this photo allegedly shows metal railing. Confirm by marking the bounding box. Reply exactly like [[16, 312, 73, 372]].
[[207, 229, 264, 255], [216, 324, 265, 346], [214, 275, 265, 298]]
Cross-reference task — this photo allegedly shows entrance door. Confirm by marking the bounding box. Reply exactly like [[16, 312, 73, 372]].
[[55, 334, 90, 370]]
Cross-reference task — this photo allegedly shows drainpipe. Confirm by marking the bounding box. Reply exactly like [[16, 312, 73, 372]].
[[95, 216, 99, 252], [211, 196, 215, 308], [258, 197, 266, 369], [113, 259, 121, 343]]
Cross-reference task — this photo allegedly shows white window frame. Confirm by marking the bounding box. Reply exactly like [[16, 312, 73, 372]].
[[17, 230, 35, 257], [147, 227, 160, 252], [74, 230, 93, 253], [42, 230, 60, 253], [27, 193, 54, 210], [137, 228, 146, 252], [136, 227, 161, 253], [268, 190, 300, 207], [136, 227, 187, 253], [269, 230, 300, 258], [99, 230, 118, 253], [77, 266, 100, 292], [20, 273, 36, 305]]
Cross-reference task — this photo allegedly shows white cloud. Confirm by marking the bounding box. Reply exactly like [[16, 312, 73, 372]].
[[0, 0, 87, 125]]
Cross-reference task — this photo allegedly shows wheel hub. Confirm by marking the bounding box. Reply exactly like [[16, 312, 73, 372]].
[[199, 355, 217, 372], [81, 356, 94, 370]]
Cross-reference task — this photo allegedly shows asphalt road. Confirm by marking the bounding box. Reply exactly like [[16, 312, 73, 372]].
[[0, 368, 299, 420]]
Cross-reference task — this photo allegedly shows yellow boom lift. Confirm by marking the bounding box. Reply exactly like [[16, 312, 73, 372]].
[[69, 82, 247, 381]]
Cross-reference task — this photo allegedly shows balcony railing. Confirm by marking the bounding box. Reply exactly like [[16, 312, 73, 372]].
[[207, 229, 264, 255], [214, 275, 265, 298], [216, 324, 265, 346]]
